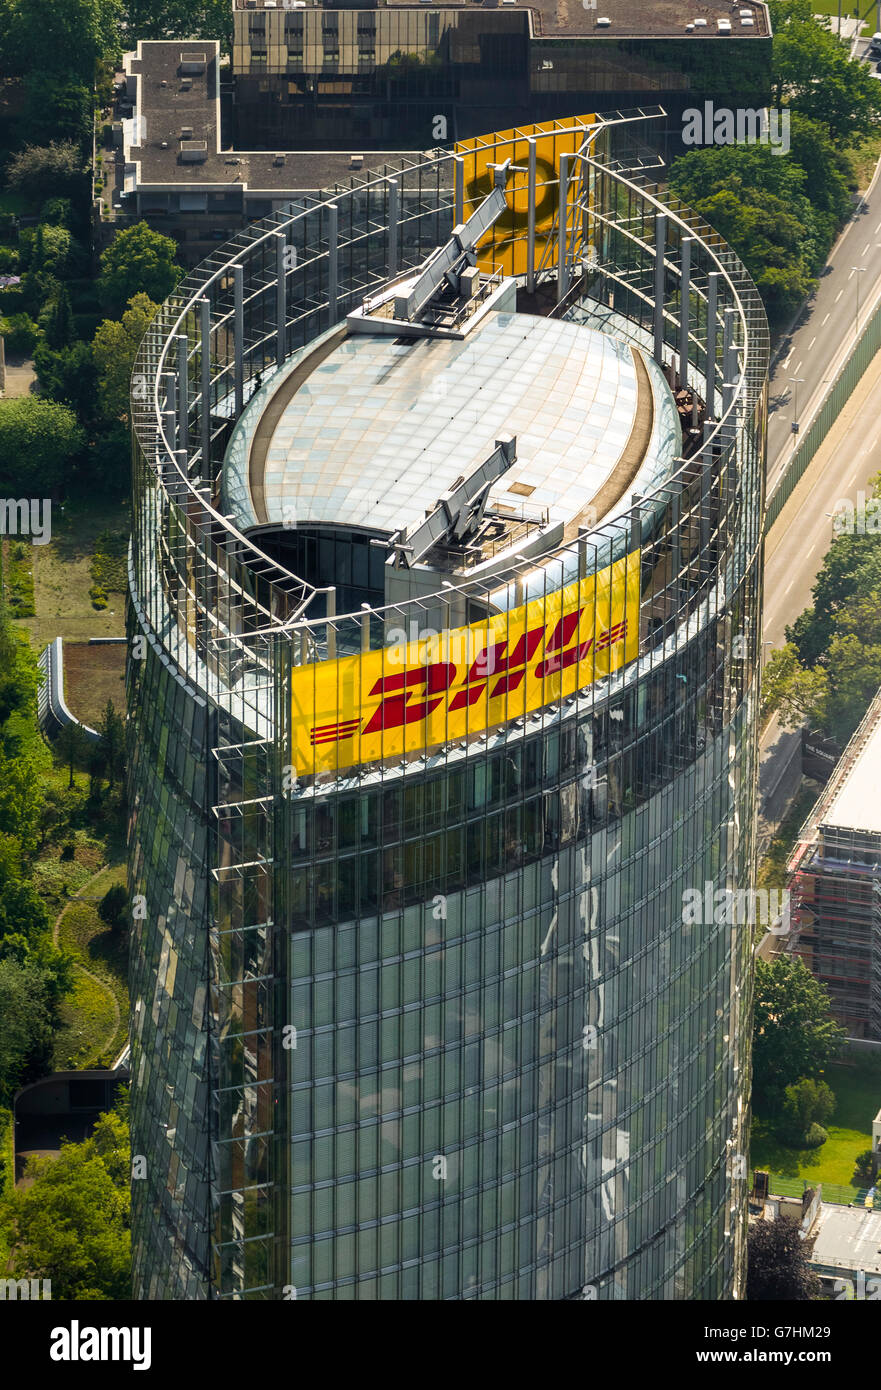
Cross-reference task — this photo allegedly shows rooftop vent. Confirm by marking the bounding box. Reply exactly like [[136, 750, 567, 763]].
[[180, 126, 194, 138], [740, 14, 754, 23], [160, 140, 169, 148], [693, 16, 707, 24], [685, 20, 694, 28], [739, 7, 752, 14], [180, 76, 192, 89], [596, 15, 611, 25], [350, 153, 363, 168], [264, 1, 278, 7], [717, 17, 732, 31], [274, 153, 285, 165], [181, 140, 208, 163], [245, 1, 257, 7], [180, 51, 207, 74]]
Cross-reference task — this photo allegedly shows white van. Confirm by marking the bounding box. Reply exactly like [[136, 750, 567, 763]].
[[871, 31, 881, 53]]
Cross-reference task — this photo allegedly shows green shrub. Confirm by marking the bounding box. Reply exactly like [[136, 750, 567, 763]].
[[1, 312, 39, 355], [803, 1122, 828, 1149], [89, 585, 108, 610], [0, 247, 19, 274]]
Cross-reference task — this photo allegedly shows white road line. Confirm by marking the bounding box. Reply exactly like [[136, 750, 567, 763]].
[[849, 267, 856, 279], [822, 313, 831, 325], [794, 360, 802, 373], [835, 288, 844, 301], [876, 220, 881, 233], [781, 352, 792, 370], [806, 542, 817, 558], [808, 336, 816, 349], [864, 244, 872, 257], [783, 579, 795, 596]]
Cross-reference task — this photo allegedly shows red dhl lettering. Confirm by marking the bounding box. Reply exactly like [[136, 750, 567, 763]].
[[308, 616, 629, 745]]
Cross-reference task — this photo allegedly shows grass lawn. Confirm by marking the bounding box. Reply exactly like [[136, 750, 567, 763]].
[[17, 495, 128, 649], [54, 861, 128, 1069], [52, 966, 119, 1071], [751, 1051, 881, 1192]]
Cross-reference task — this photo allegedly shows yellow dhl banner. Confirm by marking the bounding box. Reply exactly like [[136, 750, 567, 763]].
[[290, 550, 640, 777], [455, 114, 596, 279]]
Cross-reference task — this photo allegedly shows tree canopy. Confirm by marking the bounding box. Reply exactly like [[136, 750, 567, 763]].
[[97, 223, 180, 315], [2, 1100, 130, 1299], [752, 957, 845, 1112], [92, 292, 159, 423], [0, 396, 84, 493], [747, 1217, 822, 1300]]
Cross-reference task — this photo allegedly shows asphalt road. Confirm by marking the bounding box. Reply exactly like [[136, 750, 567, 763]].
[[759, 136, 881, 826]]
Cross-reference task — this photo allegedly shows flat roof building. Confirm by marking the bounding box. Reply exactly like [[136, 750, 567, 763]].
[[231, 0, 772, 152]]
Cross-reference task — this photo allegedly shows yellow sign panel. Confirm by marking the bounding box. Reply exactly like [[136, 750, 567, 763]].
[[455, 115, 596, 278], [290, 550, 640, 777]]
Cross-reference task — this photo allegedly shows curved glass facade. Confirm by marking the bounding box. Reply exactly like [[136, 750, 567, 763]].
[[128, 113, 768, 1300]]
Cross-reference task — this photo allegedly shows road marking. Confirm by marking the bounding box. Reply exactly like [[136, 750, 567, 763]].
[[876, 220, 881, 233], [781, 352, 792, 369], [794, 360, 802, 373], [835, 289, 844, 301], [822, 313, 831, 325], [849, 267, 856, 279], [808, 336, 816, 349], [806, 542, 817, 558], [783, 579, 795, 596], [864, 244, 872, 257]]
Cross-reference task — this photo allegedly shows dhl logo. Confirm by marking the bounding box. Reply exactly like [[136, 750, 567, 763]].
[[291, 550, 640, 776]]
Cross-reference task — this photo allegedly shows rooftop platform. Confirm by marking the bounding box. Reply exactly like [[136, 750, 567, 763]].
[[223, 303, 678, 551]]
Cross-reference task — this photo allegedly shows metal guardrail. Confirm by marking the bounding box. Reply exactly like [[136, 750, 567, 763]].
[[765, 296, 881, 533], [36, 637, 100, 743]]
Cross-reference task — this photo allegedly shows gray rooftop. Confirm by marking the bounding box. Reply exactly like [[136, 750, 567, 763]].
[[223, 308, 680, 537], [232, 0, 770, 39], [123, 40, 412, 193], [810, 1203, 881, 1276]]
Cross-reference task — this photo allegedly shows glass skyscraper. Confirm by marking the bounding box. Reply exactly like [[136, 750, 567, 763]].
[[127, 112, 768, 1299]]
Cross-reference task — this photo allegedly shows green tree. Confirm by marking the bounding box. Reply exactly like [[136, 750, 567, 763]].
[[55, 721, 88, 790], [0, 879, 50, 947], [0, 957, 54, 1105], [0, 396, 84, 492], [760, 642, 828, 728], [668, 143, 823, 327], [779, 1077, 836, 1146], [33, 340, 99, 422], [753, 957, 845, 1112], [42, 285, 75, 350], [0, 312, 39, 356], [97, 223, 180, 315], [92, 292, 158, 423], [97, 700, 125, 790], [747, 1217, 822, 1300], [5, 141, 85, 204], [22, 224, 71, 276], [2, 1100, 131, 1299], [853, 1150, 876, 1187], [769, 0, 881, 147], [0, 747, 46, 861], [8, 0, 122, 81]]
